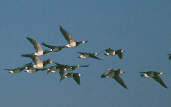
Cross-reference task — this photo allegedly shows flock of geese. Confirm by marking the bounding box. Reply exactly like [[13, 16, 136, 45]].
[[5, 25, 168, 89]]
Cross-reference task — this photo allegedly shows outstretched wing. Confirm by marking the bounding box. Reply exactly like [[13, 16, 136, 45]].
[[89, 54, 102, 60], [80, 65, 89, 67], [60, 25, 75, 43], [59, 69, 65, 81], [21, 54, 34, 58], [113, 75, 128, 89], [152, 75, 168, 88], [27, 37, 43, 53], [73, 73, 81, 85], [117, 53, 123, 59]]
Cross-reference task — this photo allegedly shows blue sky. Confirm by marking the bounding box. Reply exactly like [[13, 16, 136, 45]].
[[0, 0, 170, 107]]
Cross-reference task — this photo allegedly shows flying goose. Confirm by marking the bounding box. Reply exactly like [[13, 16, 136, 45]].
[[60, 25, 88, 48], [61, 72, 81, 85], [101, 68, 128, 89], [104, 48, 124, 59], [77, 52, 102, 60], [24, 58, 53, 73], [140, 71, 168, 88], [5, 66, 26, 74]]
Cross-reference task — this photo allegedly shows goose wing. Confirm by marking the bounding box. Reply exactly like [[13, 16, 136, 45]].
[[113, 75, 128, 89], [73, 73, 81, 85], [152, 75, 168, 88], [27, 37, 43, 53], [60, 25, 75, 43], [117, 53, 123, 59], [59, 68, 65, 81], [89, 54, 102, 60]]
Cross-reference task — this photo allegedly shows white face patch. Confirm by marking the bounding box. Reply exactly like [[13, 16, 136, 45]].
[[49, 60, 53, 64], [120, 70, 124, 74], [9, 71, 14, 74], [94, 52, 98, 56], [159, 72, 163, 75], [82, 41, 86, 44], [80, 55, 87, 59], [51, 70, 56, 73], [143, 73, 150, 78], [105, 53, 110, 56], [26, 69, 34, 73], [105, 76, 111, 78]]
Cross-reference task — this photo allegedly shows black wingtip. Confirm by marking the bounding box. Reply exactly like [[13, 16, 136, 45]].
[[21, 54, 33, 58], [26, 37, 32, 41], [59, 25, 64, 30], [124, 86, 128, 89], [101, 75, 105, 78], [164, 86, 168, 88], [41, 42, 46, 46]]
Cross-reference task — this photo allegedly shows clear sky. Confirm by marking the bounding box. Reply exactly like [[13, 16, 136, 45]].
[[0, 0, 170, 107]]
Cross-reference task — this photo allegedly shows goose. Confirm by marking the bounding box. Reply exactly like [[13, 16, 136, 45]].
[[47, 63, 67, 80], [140, 71, 168, 88], [104, 48, 124, 59], [24, 58, 53, 73], [77, 52, 102, 60], [47, 65, 64, 78], [101, 68, 128, 89], [5, 66, 26, 74], [60, 25, 88, 48], [61, 72, 81, 85], [25, 67, 47, 74]]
